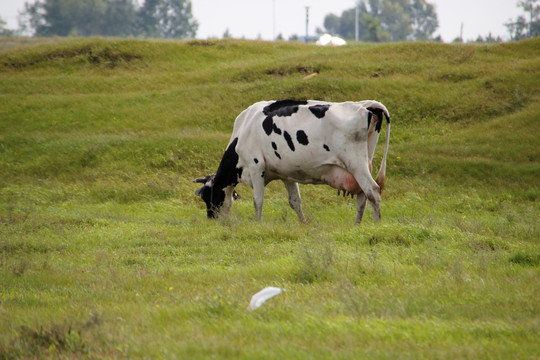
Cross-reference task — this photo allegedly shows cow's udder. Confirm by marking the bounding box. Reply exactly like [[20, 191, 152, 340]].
[[322, 166, 362, 194]]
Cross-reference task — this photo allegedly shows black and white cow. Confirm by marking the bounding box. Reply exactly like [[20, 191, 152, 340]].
[[194, 99, 391, 224]]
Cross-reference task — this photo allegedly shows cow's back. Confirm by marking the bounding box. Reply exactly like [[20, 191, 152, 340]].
[[233, 101, 373, 183]]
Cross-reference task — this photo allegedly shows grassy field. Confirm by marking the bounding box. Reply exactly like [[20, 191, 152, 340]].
[[0, 36, 539, 359]]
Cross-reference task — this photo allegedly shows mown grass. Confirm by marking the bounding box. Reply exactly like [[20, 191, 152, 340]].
[[0, 37, 539, 359]]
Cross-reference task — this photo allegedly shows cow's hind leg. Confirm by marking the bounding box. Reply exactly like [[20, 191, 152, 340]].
[[283, 180, 306, 223], [369, 191, 381, 223], [355, 192, 367, 224], [352, 167, 381, 223]]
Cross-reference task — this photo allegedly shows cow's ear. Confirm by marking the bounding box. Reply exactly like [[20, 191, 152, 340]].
[[195, 187, 204, 197], [194, 175, 215, 186], [194, 176, 208, 184]]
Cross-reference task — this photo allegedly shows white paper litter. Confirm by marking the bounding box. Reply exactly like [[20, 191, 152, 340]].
[[248, 286, 284, 311], [316, 34, 347, 46]]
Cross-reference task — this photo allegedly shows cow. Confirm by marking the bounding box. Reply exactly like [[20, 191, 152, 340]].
[[194, 99, 391, 224]]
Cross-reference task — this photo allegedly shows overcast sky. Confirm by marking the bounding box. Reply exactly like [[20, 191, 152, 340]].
[[0, 0, 523, 42]]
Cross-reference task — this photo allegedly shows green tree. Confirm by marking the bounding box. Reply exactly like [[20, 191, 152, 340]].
[[17, 1, 43, 36], [18, 0, 198, 38], [506, 15, 529, 40], [136, 0, 160, 37], [410, 0, 438, 40], [506, 0, 539, 39], [137, 0, 198, 38], [103, 0, 137, 37], [323, 13, 341, 36], [324, 3, 386, 42], [18, 0, 132, 36], [380, 0, 412, 41], [322, 0, 438, 42]]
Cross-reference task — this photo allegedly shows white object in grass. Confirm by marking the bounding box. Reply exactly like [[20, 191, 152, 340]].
[[248, 287, 284, 311]]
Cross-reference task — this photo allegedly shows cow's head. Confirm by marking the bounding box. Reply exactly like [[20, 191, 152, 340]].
[[194, 175, 240, 218]]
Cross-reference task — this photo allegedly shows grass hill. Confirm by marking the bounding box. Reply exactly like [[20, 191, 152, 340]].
[[0, 37, 539, 359]]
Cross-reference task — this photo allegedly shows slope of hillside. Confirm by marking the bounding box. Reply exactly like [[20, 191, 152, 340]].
[[0, 37, 539, 359]]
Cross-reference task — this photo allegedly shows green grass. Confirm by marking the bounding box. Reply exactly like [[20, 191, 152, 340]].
[[0, 37, 539, 359]]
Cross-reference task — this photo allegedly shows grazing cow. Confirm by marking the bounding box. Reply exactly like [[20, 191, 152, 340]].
[[194, 99, 391, 224]]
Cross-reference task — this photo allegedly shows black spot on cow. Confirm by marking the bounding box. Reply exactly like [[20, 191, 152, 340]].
[[261, 171, 265, 178], [254, 158, 259, 164], [273, 123, 282, 135], [263, 99, 308, 117], [283, 131, 295, 152], [367, 111, 373, 129], [323, 144, 330, 152], [296, 130, 309, 146], [309, 104, 330, 119], [262, 116, 273, 136], [236, 166, 243, 180], [274, 151, 281, 159], [263, 100, 308, 136], [271, 141, 278, 150], [367, 107, 389, 133]]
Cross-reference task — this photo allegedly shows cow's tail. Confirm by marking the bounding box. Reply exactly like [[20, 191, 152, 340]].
[[375, 113, 391, 194]]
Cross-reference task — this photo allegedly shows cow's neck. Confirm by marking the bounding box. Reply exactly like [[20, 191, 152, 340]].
[[213, 137, 241, 190]]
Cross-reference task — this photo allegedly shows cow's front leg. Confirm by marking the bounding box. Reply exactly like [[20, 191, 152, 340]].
[[221, 186, 235, 215], [283, 180, 306, 223], [249, 166, 266, 221], [355, 192, 367, 224]]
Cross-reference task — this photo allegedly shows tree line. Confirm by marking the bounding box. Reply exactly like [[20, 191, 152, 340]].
[[321, 0, 539, 43], [6, 0, 198, 38], [505, 0, 540, 40], [0, 0, 538, 42], [321, 0, 439, 42]]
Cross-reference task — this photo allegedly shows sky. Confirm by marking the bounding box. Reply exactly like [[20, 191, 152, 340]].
[[0, 0, 523, 42]]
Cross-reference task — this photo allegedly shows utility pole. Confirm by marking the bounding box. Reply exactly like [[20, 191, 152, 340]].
[[528, 1, 533, 38], [355, 6, 359, 42], [305, 6, 310, 43]]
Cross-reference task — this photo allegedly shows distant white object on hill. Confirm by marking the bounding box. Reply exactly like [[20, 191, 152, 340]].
[[316, 34, 347, 46], [248, 287, 284, 310]]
